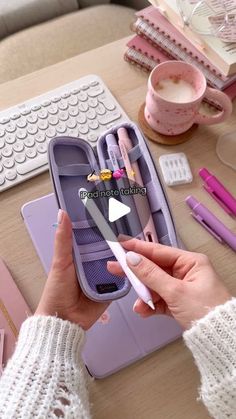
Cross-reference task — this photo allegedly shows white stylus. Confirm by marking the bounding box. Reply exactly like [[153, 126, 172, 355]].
[[79, 188, 155, 310]]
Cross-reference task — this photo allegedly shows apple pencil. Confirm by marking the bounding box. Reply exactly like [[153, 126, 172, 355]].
[[117, 127, 158, 243], [79, 187, 155, 310]]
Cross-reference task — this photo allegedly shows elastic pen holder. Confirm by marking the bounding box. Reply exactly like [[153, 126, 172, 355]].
[[48, 122, 181, 302]]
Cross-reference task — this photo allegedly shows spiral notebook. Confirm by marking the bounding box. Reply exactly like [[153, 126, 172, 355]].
[[125, 36, 236, 104], [132, 7, 236, 90]]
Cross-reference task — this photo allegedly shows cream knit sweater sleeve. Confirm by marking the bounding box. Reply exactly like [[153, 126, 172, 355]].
[[184, 298, 236, 419], [0, 315, 91, 419]]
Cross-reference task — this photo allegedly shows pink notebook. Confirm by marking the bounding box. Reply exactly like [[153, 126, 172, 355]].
[[134, 7, 236, 90], [0, 258, 31, 374]]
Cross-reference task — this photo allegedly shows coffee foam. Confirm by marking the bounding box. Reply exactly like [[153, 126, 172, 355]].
[[154, 76, 196, 103]]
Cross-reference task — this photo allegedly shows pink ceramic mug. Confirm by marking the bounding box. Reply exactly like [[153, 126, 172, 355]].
[[144, 61, 232, 136]]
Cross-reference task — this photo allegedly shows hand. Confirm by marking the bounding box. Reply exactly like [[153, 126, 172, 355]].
[[107, 236, 231, 330], [35, 210, 108, 330]]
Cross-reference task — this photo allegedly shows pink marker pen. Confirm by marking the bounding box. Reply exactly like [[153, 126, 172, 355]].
[[199, 168, 236, 216]]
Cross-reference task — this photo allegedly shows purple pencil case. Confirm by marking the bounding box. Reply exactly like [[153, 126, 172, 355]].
[[48, 121, 182, 302]]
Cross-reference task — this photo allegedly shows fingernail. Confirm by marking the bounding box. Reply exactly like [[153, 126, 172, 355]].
[[118, 234, 132, 242], [133, 300, 139, 312], [57, 209, 64, 224], [126, 251, 142, 266]]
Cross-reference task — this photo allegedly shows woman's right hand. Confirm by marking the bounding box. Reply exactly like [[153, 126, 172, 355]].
[[107, 236, 231, 330]]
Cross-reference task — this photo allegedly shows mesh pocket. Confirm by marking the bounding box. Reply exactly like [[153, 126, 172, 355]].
[[73, 227, 104, 245], [83, 256, 125, 292]]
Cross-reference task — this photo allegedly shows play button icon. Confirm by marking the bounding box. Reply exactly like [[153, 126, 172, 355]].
[[108, 198, 131, 222]]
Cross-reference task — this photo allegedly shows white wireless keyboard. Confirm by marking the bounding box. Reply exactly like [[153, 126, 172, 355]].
[[0, 75, 129, 192]]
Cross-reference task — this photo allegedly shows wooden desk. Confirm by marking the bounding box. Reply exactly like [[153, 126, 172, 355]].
[[0, 36, 235, 419]]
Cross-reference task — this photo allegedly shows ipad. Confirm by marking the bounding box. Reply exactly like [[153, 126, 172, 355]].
[[21, 193, 182, 378]]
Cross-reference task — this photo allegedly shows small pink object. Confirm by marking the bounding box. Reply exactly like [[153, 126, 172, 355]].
[[199, 167, 236, 216], [113, 169, 124, 180], [145, 61, 232, 136]]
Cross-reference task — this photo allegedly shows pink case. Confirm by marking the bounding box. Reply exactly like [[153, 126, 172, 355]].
[[0, 258, 31, 373]]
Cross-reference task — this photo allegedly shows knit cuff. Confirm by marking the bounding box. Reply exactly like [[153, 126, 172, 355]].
[[12, 315, 85, 367], [183, 298, 236, 388]]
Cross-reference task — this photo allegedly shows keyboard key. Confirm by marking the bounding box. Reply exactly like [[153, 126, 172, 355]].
[[77, 114, 87, 124], [58, 111, 69, 122], [88, 98, 98, 108], [62, 92, 70, 99], [46, 127, 56, 138], [2, 146, 13, 157], [78, 125, 89, 135], [86, 109, 96, 120], [42, 100, 51, 107], [68, 96, 78, 106], [5, 134, 16, 145], [11, 113, 20, 120], [20, 108, 31, 116], [90, 80, 99, 87], [17, 154, 47, 174], [35, 133, 46, 143], [16, 118, 27, 128], [5, 169, 17, 180], [77, 92, 87, 102], [38, 109, 48, 119], [31, 105, 41, 111], [13, 143, 24, 152], [38, 120, 48, 130], [27, 125, 38, 135], [56, 123, 66, 133], [99, 98, 116, 111], [48, 115, 59, 125], [0, 117, 10, 124], [81, 84, 89, 91], [88, 133, 98, 143], [66, 119, 77, 129], [88, 86, 104, 97], [5, 122, 16, 133], [3, 159, 14, 169], [58, 100, 68, 111], [0, 139, 5, 148], [37, 144, 47, 153], [95, 104, 106, 115], [78, 103, 88, 112], [88, 120, 99, 130], [24, 138, 35, 147], [27, 114, 38, 124], [0, 175, 5, 185], [69, 107, 79, 117], [17, 129, 27, 140], [0, 164, 3, 172], [15, 153, 26, 163], [98, 111, 121, 125], [26, 149, 37, 159], [0, 129, 5, 137], [48, 105, 58, 115], [71, 88, 80, 94], [51, 96, 61, 103], [67, 128, 79, 137]]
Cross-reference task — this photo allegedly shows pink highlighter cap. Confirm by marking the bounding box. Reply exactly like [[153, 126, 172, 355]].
[[199, 167, 211, 181], [185, 195, 199, 210]]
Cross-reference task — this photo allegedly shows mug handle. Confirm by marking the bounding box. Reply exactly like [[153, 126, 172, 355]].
[[194, 86, 232, 125]]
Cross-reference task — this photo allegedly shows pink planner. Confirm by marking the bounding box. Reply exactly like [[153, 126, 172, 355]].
[[0, 258, 31, 374], [134, 6, 236, 90]]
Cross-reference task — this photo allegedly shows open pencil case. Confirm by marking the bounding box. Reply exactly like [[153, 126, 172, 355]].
[[48, 121, 182, 302]]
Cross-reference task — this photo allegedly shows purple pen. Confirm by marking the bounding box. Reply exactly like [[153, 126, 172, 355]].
[[186, 195, 236, 252]]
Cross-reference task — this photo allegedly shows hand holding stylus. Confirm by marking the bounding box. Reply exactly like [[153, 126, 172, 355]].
[[107, 236, 231, 330]]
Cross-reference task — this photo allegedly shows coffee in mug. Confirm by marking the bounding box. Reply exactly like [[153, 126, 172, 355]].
[[145, 61, 232, 136]]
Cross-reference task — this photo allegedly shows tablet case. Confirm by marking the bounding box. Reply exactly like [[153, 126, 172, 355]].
[[21, 193, 183, 378], [0, 258, 32, 375], [48, 121, 182, 302]]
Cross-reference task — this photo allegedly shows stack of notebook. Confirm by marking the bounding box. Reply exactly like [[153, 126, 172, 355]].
[[125, 5, 236, 102]]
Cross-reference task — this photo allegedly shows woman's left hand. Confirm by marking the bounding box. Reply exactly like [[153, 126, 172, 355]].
[[35, 210, 108, 330]]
